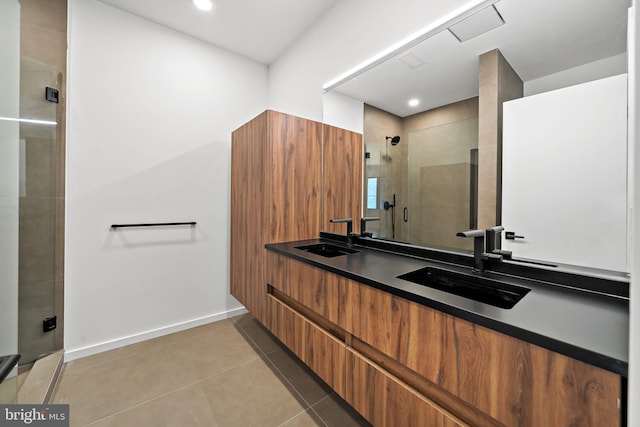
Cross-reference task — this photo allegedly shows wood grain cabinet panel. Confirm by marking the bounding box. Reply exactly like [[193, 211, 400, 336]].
[[346, 348, 468, 427], [267, 294, 346, 397], [347, 282, 622, 427], [322, 124, 363, 234], [231, 111, 325, 324], [267, 252, 350, 328], [230, 111, 268, 322]]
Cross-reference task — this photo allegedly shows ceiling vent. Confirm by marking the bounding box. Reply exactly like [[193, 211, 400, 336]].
[[448, 5, 505, 42]]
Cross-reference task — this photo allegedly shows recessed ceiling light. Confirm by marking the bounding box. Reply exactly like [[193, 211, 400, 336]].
[[193, 0, 213, 12], [408, 99, 420, 107]]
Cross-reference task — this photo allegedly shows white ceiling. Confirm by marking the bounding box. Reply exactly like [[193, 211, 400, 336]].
[[331, 0, 630, 117], [97, 0, 338, 65]]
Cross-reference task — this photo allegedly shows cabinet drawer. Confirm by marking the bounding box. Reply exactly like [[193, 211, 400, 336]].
[[346, 348, 468, 427], [348, 282, 622, 427], [267, 294, 346, 397], [267, 252, 350, 329]]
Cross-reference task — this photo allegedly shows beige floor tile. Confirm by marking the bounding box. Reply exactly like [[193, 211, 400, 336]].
[[63, 337, 167, 373], [64, 319, 239, 373], [280, 409, 326, 427], [312, 394, 371, 427], [52, 349, 201, 426], [87, 382, 221, 427], [164, 324, 264, 380], [160, 318, 238, 345], [200, 356, 308, 427], [0, 376, 18, 404], [236, 316, 282, 355], [267, 346, 332, 406]]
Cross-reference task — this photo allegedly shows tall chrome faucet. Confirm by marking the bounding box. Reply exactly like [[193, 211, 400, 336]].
[[330, 218, 354, 246]]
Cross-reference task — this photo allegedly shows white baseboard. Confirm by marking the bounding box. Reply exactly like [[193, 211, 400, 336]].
[[63, 307, 248, 363]]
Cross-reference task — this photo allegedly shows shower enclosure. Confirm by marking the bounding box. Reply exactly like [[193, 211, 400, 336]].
[[362, 102, 478, 252], [0, 0, 66, 403]]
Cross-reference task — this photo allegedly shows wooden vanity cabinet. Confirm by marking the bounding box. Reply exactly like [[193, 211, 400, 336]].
[[348, 281, 622, 427], [265, 252, 623, 427], [346, 348, 468, 427], [267, 294, 347, 397], [230, 110, 362, 325]]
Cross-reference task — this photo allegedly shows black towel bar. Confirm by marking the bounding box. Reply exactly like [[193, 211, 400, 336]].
[[111, 222, 196, 228]]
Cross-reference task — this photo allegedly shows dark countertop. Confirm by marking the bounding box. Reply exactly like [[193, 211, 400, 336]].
[[266, 238, 629, 377]]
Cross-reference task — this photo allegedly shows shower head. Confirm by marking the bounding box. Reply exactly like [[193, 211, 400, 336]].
[[386, 135, 400, 146]]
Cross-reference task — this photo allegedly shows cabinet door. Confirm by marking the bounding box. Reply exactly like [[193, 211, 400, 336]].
[[346, 348, 467, 427], [323, 124, 363, 234], [348, 281, 622, 427], [267, 295, 346, 397], [266, 111, 323, 243], [230, 111, 268, 322]]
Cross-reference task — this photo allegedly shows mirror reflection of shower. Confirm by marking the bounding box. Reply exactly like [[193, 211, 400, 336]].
[[383, 193, 397, 239], [382, 135, 400, 161]]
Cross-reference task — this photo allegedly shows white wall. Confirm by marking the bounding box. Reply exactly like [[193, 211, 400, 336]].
[[268, 0, 471, 125], [502, 75, 628, 272], [0, 0, 20, 362], [65, 0, 267, 360], [524, 53, 628, 96]]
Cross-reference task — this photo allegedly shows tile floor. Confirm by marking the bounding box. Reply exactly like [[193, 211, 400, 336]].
[[51, 314, 372, 427]]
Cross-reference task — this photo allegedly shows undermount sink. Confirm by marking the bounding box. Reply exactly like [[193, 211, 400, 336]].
[[397, 266, 530, 309], [295, 243, 359, 258]]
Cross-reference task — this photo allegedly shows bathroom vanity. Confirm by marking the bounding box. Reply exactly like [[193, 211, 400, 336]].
[[264, 236, 627, 427]]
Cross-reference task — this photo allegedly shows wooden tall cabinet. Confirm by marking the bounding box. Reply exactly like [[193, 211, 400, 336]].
[[230, 110, 362, 324]]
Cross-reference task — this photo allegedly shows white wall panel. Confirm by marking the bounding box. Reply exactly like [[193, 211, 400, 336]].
[[502, 74, 628, 271], [65, 0, 266, 358]]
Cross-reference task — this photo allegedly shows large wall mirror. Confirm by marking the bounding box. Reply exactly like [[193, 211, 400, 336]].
[[323, 0, 631, 275]]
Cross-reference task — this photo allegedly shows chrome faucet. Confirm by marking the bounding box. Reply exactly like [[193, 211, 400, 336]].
[[456, 228, 503, 273], [360, 217, 380, 237], [330, 218, 355, 246]]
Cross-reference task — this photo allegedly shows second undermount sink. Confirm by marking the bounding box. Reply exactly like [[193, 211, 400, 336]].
[[397, 266, 530, 309], [295, 243, 359, 258]]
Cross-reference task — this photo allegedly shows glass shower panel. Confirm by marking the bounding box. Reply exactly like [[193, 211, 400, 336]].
[[407, 117, 478, 251], [364, 141, 399, 239], [18, 56, 62, 366], [0, 0, 22, 403]]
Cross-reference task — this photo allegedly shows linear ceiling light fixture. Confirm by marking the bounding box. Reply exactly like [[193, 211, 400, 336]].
[[322, 0, 500, 92]]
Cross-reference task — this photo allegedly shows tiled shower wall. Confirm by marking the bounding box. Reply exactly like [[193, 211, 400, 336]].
[[18, 0, 66, 365]]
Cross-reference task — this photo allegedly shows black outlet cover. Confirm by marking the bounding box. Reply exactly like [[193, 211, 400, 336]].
[[45, 87, 59, 103], [43, 316, 57, 332]]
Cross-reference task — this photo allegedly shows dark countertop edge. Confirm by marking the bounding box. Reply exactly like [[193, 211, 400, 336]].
[[266, 243, 629, 377], [320, 232, 630, 298]]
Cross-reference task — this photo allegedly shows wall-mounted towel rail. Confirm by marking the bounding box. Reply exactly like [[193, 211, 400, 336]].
[[111, 222, 196, 229]]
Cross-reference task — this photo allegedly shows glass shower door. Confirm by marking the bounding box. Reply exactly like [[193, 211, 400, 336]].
[[0, 0, 22, 403], [407, 117, 479, 251], [18, 54, 63, 366]]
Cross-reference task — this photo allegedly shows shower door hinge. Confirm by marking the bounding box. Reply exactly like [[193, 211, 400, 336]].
[[43, 316, 57, 333]]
